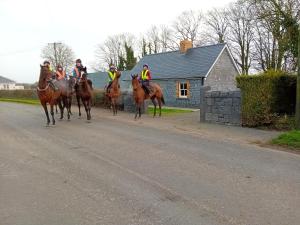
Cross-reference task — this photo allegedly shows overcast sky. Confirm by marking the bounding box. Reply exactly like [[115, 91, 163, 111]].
[[0, 0, 233, 83]]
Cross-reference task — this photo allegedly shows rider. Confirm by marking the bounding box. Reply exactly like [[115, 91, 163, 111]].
[[140, 64, 152, 95], [43, 60, 59, 91], [55, 65, 66, 80], [72, 59, 86, 82], [106, 64, 117, 93]]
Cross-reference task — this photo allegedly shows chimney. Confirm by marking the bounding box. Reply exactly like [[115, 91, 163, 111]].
[[180, 39, 193, 53]]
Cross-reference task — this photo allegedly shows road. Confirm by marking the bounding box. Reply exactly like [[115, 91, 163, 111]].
[[0, 102, 299, 225]]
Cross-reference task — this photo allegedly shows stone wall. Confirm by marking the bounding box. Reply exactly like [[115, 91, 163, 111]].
[[122, 91, 148, 113], [200, 88, 241, 125]]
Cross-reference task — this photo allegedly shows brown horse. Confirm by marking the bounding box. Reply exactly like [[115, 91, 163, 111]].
[[106, 71, 121, 115], [131, 74, 165, 119], [75, 70, 93, 120], [37, 65, 62, 125]]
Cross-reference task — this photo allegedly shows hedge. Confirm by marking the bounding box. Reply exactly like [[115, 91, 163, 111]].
[[0, 89, 38, 99], [236, 71, 296, 127], [0, 89, 107, 107]]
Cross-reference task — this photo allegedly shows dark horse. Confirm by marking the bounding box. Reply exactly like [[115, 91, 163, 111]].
[[75, 68, 93, 120], [57, 78, 76, 120], [106, 71, 121, 115], [37, 65, 62, 125], [131, 74, 165, 119]]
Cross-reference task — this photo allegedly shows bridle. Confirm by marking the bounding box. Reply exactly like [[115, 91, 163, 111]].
[[37, 83, 50, 92]]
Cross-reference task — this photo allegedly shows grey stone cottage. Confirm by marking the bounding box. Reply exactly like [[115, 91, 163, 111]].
[[89, 40, 240, 109]]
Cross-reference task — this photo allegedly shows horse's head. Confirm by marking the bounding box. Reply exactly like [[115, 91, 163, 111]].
[[39, 64, 52, 81], [131, 74, 139, 90], [116, 71, 121, 79], [80, 67, 88, 80]]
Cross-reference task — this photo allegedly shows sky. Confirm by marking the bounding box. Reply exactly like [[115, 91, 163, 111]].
[[0, 0, 233, 83]]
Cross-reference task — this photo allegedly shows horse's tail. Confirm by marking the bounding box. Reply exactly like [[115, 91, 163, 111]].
[[161, 95, 165, 105]]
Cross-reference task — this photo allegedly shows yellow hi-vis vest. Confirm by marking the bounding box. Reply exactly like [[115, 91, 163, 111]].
[[141, 70, 149, 81], [108, 71, 116, 81]]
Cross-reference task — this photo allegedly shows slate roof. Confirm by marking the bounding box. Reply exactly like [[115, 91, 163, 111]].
[[123, 43, 227, 81], [0, 76, 15, 83], [88, 71, 130, 89]]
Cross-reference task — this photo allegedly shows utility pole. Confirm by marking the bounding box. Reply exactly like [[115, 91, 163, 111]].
[[296, 28, 300, 129], [48, 42, 62, 68]]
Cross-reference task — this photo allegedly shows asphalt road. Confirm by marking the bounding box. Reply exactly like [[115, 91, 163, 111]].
[[0, 102, 300, 225]]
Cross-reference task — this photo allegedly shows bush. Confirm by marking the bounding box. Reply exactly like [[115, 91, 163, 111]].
[[236, 71, 296, 127], [0, 89, 38, 99]]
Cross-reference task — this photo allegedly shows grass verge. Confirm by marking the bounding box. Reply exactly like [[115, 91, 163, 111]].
[[0, 98, 40, 105], [147, 106, 194, 116], [271, 130, 300, 151]]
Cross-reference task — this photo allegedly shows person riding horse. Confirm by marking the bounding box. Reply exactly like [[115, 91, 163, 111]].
[[139, 64, 152, 95], [106, 64, 118, 94], [43, 60, 59, 91], [55, 65, 66, 81], [72, 59, 86, 82]]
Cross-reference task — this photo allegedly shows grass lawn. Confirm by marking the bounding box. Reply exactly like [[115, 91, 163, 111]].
[[0, 98, 40, 105], [147, 106, 194, 116], [271, 130, 300, 150]]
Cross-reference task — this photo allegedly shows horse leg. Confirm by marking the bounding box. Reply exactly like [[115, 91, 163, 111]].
[[157, 98, 162, 117], [82, 98, 89, 120], [67, 97, 71, 120], [58, 98, 64, 120], [55, 104, 58, 114], [50, 104, 55, 125], [42, 103, 50, 125], [139, 103, 142, 118], [76, 94, 81, 117], [69, 96, 73, 115], [134, 104, 139, 119], [151, 97, 157, 117], [112, 99, 116, 116], [87, 98, 91, 120]]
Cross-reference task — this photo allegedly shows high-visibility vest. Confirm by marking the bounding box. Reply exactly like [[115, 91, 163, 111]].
[[108, 71, 116, 81], [141, 70, 149, 81]]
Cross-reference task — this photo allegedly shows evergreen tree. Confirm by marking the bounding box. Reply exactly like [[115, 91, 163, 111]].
[[117, 55, 125, 71], [124, 42, 137, 70]]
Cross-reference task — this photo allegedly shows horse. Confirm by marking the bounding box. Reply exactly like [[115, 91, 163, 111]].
[[75, 69, 93, 120], [57, 78, 76, 120], [106, 71, 121, 115], [37, 65, 63, 125], [131, 74, 165, 119]]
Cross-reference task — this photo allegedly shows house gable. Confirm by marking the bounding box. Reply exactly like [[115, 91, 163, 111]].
[[204, 47, 239, 91]]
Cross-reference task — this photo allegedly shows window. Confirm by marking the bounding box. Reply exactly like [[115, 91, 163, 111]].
[[179, 82, 188, 98]]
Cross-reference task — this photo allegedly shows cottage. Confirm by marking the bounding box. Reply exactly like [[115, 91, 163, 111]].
[[88, 41, 239, 109], [0, 76, 24, 90], [123, 41, 240, 108]]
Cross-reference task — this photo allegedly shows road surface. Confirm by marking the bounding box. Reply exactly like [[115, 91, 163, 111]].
[[0, 102, 299, 225]]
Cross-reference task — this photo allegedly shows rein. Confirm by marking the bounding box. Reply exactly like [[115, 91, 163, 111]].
[[37, 83, 50, 92]]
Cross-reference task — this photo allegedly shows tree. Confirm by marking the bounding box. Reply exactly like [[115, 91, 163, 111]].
[[41, 42, 75, 72], [227, 1, 255, 75], [124, 42, 137, 70], [95, 33, 136, 70], [172, 10, 203, 44], [205, 8, 229, 44]]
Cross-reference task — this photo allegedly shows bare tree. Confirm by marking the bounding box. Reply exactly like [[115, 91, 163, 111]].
[[227, 1, 255, 74], [249, 0, 300, 71], [172, 10, 203, 44], [205, 8, 229, 44], [95, 33, 136, 70], [41, 43, 75, 73]]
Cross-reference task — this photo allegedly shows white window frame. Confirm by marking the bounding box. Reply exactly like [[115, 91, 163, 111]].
[[179, 82, 188, 98]]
